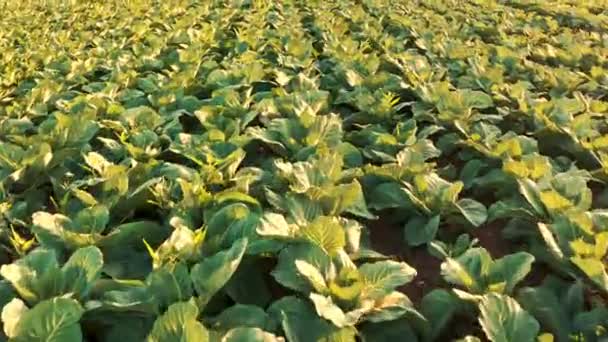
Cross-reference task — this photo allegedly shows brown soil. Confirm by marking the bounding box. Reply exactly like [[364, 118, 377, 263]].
[[400, 247, 443, 304], [258, 256, 292, 300], [365, 214, 554, 341], [365, 214, 547, 305], [366, 214, 403, 257], [471, 220, 511, 258], [519, 261, 551, 288], [589, 179, 608, 209]]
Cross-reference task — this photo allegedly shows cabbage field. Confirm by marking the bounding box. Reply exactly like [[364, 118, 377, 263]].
[[0, 0, 607, 340]]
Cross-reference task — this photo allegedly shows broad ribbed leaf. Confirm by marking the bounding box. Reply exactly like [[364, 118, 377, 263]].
[[478, 293, 539, 342], [421, 289, 461, 340], [209, 304, 268, 332], [364, 291, 418, 323], [517, 286, 571, 341], [517, 180, 547, 217], [359, 261, 416, 299], [256, 212, 292, 237], [571, 257, 608, 292], [295, 260, 328, 293], [268, 297, 354, 342], [404, 215, 440, 246], [0, 248, 58, 304], [300, 216, 345, 256], [487, 252, 534, 294], [441, 248, 492, 293], [1, 298, 27, 338], [62, 246, 104, 299], [147, 301, 209, 342], [272, 243, 332, 293], [455, 199, 487, 227], [146, 262, 193, 309], [221, 327, 283, 342], [32, 211, 99, 250], [309, 293, 349, 327], [191, 238, 248, 307], [12, 297, 84, 342]]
